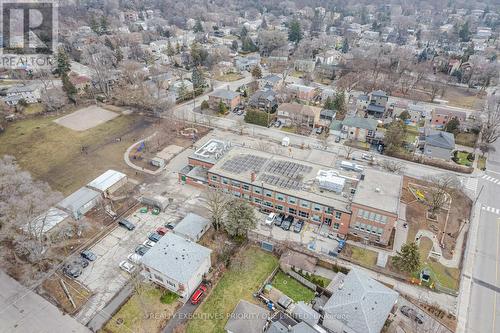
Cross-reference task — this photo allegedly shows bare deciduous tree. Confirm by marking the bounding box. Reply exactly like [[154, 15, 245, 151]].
[[81, 43, 117, 98], [205, 187, 230, 231], [379, 159, 406, 174], [425, 174, 461, 217], [481, 95, 500, 145]]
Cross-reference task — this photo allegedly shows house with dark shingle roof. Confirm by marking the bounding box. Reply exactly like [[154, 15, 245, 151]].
[[225, 300, 269, 333], [208, 89, 241, 111], [421, 129, 455, 160], [341, 117, 379, 143], [322, 269, 398, 333]]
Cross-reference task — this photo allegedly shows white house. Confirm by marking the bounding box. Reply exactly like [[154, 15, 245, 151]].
[[3, 85, 41, 106], [141, 233, 212, 301]]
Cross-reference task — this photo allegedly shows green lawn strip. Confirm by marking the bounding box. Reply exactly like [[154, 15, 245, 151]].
[[160, 290, 179, 304], [271, 270, 315, 302], [186, 247, 278, 333]]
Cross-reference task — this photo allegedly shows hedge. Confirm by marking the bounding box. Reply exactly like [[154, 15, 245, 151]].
[[244, 110, 270, 127]]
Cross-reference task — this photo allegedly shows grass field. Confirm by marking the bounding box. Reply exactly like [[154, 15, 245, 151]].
[[0, 111, 146, 195], [454, 151, 473, 166], [214, 73, 244, 82], [347, 244, 378, 267], [455, 132, 478, 147], [102, 284, 179, 333], [186, 247, 278, 333], [271, 270, 315, 302], [419, 237, 460, 291]]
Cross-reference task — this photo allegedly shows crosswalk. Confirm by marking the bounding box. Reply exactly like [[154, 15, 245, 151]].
[[481, 174, 500, 185], [481, 205, 500, 215], [464, 177, 479, 195]]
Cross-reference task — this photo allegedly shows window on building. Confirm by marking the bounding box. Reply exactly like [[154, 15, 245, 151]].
[[311, 215, 320, 222], [369, 212, 376, 221], [333, 222, 340, 230], [353, 222, 360, 229], [154, 274, 164, 282], [313, 204, 322, 212], [360, 224, 366, 231], [335, 211, 342, 219], [363, 210, 370, 219], [222, 177, 229, 184], [325, 207, 333, 214], [210, 175, 218, 182], [264, 190, 273, 198], [298, 211, 309, 218], [231, 180, 240, 187], [253, 187, 262, 194], [233, 191, 241, 197], [366, 224, 372, 233], [276, 193, 285, 201], [243, 194, 250, 200], [381, 216, 388, 224], [264, 201, 273, 207], [254, 198, 262, 204], [288, 208, 297, 215], [276, 205, 284, 211], [288, 196, 297, 204], [242, 184, 250, 191], [377, 228, 383, 235], [357, 209, 364, 217], [324, 217, 332, 225], [300, 200, 310, 208]]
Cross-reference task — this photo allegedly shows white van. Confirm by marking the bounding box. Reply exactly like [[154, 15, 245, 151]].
[[265, 212, 276, 226]]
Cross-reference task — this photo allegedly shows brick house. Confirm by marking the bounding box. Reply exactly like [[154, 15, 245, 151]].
[[431, 108, 466, 127], [208, 89, 241, 111]]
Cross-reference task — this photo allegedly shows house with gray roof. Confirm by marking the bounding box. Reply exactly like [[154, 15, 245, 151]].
[[322, 269, 398, 333], [173, 213, 211, 242], [258, 74, 283, 90], [421, 129, 455, 160], [57, 187, 101, 220], [341, 117, 379, 143], [208, 89, 241, 111], [225, 300, 269, 333], [141, 233, 212, 301], [248, 89, 278, 112]]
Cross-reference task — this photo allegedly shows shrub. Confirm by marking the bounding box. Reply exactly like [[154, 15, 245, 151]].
[[201, 100, 209, 110], [160, 291, 179, 304], [244, 110, 269, 127]]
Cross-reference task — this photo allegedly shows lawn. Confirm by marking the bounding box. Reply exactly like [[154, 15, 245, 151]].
[[102, 284, 180, 333], [346, 244, 378, 267], [456, 132, 478, 147], [214, 73, 244, 82], [0, 111, 145, 195], [281, 126, 297, 134], [186, 247, 278, 333], [418, 237, 434, 260], [419, 237, 460, 291], [271, 270, 315, 302], [23, 103, 44, 115], [453, 151, 473, 166]]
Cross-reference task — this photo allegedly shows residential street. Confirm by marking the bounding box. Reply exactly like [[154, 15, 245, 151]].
[[459, 136, 500, 333]]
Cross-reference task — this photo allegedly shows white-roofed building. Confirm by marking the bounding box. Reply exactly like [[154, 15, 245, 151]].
[[26, 207, 69, 235], [141, 233, 212, 301], [57, 187, 101, 220], [173, 213, 211, 242], [87, 169, 127, 194]]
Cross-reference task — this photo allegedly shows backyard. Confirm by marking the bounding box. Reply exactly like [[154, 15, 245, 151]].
[[0, 109, 151, 195], [102, 284, 180, 333], [186, 246, 278, 333], [271, 270, 315, 302]]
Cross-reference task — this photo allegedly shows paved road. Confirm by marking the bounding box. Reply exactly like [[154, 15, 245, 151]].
[[459, 136, 500, 333], [0, 270, 89, 333]]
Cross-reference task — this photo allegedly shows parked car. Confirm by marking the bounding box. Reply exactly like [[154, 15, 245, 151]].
[[293, 220, 304, 233], [72, 257, 89, 268], [190, 283, 208, 304], [119, 260, 136, 274], [236, 109, 244, 116], [282, 216, 294, 231], [274, 120, 281, 128], [127, 253, 142, 264], [265, 212, 276, 226], [400, 306, 424, 324], [315, 127, 323, 134], [118, 219, 135, 231], [274, 213, 285, 227], [335, 136, 341, 143], [143, 239, 156, 248], [165, 222, 176, 230], [63, 264, 82, 279], [361, 153, 374, 161], [156, 226, 169, 236], [80, 250, 97, 261], [135, 245, 150, 256], [148, 232, 162, 242]]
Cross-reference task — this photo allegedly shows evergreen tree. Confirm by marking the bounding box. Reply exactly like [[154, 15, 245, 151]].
[[333, 91, 346, 114], [392, 242, 421, 274], [231, 40, 239, 52], [56, 47, 71, 75], [191, 67, 206, 90], [89, 15, 100, 34], [61, 73, 77, 99], [241, 36, 258, 52], [251, 65, 262, 79], [459, 21, 470, 42], [175, 41, 181, 54], [323, 96, 335, 110], [341, 38, 349, 53], [444, 118, 460, 134], [115, 48, 123, 63], [218, 100, 228, 114], [193, 18, 204, 33], [260, 16, 268, 30], [384, 120, 407, 154], [224, 199, 257, 238], [166, 40, 175, 59], [240, 26, 248, 38], [288, 19, 302, 44], [104, 37, 114, 50], [100, 16, 109, 35]]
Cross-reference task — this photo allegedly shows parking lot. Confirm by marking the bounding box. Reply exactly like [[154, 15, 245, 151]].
[[253, 212, 340, 255], [390, 298, 453, 333], [74, 207, 183, 325]]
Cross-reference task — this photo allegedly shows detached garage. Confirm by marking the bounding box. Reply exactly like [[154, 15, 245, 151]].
[[57, 187, 101, 220], [87, 169, 127, 194]]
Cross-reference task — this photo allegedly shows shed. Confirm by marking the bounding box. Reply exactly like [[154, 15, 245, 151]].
[[87, 169, 127, 194], [173, 213, 211, 242], [57, 187, 101, 220], [26, 207, 69, 235], [140, 193, 170, 211]]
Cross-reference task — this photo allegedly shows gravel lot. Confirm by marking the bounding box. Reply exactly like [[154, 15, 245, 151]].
[[54, 106, 119, 131]]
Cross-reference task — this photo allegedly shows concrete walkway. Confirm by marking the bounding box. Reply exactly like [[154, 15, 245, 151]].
[[123, 132, 167, 175], [415, 225, 467, 269]]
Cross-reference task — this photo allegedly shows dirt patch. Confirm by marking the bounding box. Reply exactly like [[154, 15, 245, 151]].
[[402, 176, 471, 260], [54, 106, 119, 131], [40, 273, 92, 314]]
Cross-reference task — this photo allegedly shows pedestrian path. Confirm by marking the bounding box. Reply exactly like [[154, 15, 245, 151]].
[[481, 205, 500, 215], [463, 177, 479, 196], [481, 173, 500, 185]]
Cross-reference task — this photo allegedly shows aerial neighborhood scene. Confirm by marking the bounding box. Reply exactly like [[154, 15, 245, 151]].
[[1, 0, 500, 333]]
